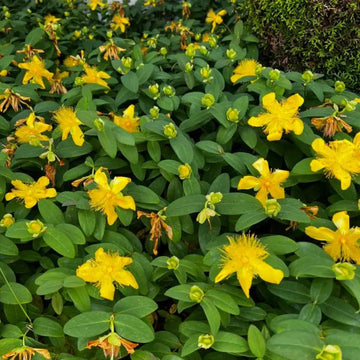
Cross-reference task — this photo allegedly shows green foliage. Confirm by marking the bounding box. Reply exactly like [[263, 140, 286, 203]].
[[240, 0, 360, 89]]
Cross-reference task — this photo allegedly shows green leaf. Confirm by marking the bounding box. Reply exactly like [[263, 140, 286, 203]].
[[166, 195, 205, 217], [267, 281, 311, 304], [121, 72, 139, 93], [260, 235, 298, 255], [206, 289, 239, 315], [136, 64, 155, 84], [64, 311, 110, 337], [165, 284, 193, 302], [38, 199, 65, 225], [67, 286, 91, 312], [0, 235, 18, 256], [33, 317, 64, 338], [289, 256, 334, 278], [25, 27, 44, 46], [235, 212, 268, 231], [0, 282, 32, 304], [58, 224, 85, 245], [170, 133, 194, 163], [56, 139, 93, 158], [113, 296, 158, 317], [200, 297, 221, 335], [98, 125, 118, 159], [0, 339, 22, 356], [212, 331, 248, 354], [247, 325, 266, 358], [43, 226, 76, 258], [217, 193, 263, 215], [277, 198, 311, 223], [78, 209, 96, 236], [267, 331, 324, 360], [114, 314, 155, 343]]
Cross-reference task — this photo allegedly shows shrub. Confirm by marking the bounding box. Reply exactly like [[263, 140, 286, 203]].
[[239, 0, 360, 89], [0, 1, 360, 360]]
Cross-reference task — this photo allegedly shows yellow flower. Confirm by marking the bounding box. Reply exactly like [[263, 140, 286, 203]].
[[18, 56, 54, 89], [2, 346, 50, 360], [237, 158, 289, 206], [248, 92, 304, 141], [111, 8, 130, 33], [0, 69, 8, 77], [82, 64, 110, 89], [310, 136, 360, 190], [76, 248, 138, 300], [15, 113, 52, 146], [305, 211, 360, 264], [215, 234, 284, 298], [112, 105, 140, 133], [5, 177, 57, 209], [88, 168, 136, 225], [53, 107, 84, 146], [205, 9, 227, 33], [64, 56, 81, 67], [231, 59, 260, 83], [89, 0, 105, 11], [44, 14, 61, 25]]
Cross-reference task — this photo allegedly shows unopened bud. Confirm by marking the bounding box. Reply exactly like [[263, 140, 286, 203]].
[[74, 77, 84, 86], [184, 62, 193, 72], [121, 57, 133, 69], [199, 46, 209, 56], [163, 123, 177, 138], [106, 31, 113, 39], [160, 47, 167, 56], [148, 83, 160, 99], [27, 220, 47, 237], [302, 70, 314, 83], [167, 256, 180, 270], [226, 48, 237, 60], [316, 345, 342, 360], [332, 262, 356, 281], [178, 164, 192, 179], [269, 69, 280, 81], [206, 192, 223, 205], [94, 118, 104, 131], [200, 65, 212, 82], [0, 214, 15, 228], [198, 334, 214, 349], [201, 93, 215, 108], [74, 30, 81, 38], [185, 44, 196, 58], [208, 36, 217, 48], [196, 207, 217, 224], [149, 106, 159, 119], [334, 81, 345, 93], [189, 285, 204, 303], [264, 199, 281, 217], [226, 108, 239, 123], [163, 85, 175, 97]]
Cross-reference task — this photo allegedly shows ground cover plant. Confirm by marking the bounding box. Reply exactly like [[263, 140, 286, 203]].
[[1, 1, 360, 359]]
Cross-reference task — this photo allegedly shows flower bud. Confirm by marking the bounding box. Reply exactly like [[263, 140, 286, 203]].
[[343, 99, 356, 112], [269, 69, 280, 81], [178, 164, 192, 179], [302, 70, 314, 83], [226, 108, 239, 123], [316, 345, 342, 360], [199, 46, 209, 56], [255, 64, 264, 76], [4, 11, 10, 19], [88, 34, 94, 40], [47, 151, 56, 162], [160, 47, 167, 56], [0, 214, 15, 228], [74, 77, 84, 86], [0, 70, 7, 77], [108, 333, 121, 346], [149, 106, 160, 119], [167, 256, 180, 270], [106, 31, 113, 39], [82, 26, 88, 34], [64, 11, 70, 17], [184, 62, 193, 73], [121, 57, 133, 69], [208, 36, 217, 48], [334, 81, 345, 93], [189, 285, 204, 303], [163, 85, 175, 97], [226, 48, 237, 60], [94, 118, 104, 131], [163, 123, 177, 138], [74, 30, 81, 38], [196, 207, 217, 224], [27, 9, 32, 14], [198, 334, 214, 349], [201, 93, 215, 108], [148, 83, 160, 99], [185, 44, 196, 58], [332, 262, 356, 281], [264, 199, 281, 217], [195, 33, 201, 41], [27, 220, 47, 238], [200, 65, 212, 82], [206, 192, 223, 205]]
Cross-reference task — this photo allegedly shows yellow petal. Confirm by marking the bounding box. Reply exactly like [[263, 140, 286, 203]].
[[254, 260, 284, 284], [76, 262, 101, 282], [237, 176, 260, 190], [230, 74, 241, 83], [236, 267, 254, 298], [289, 117, 304, 135], [282, 93, 304, 114], [268, 184, 285, 200], [332, 211, 349, 231], [255, 187, 268, 206], [99, 279, 115, 300], [116, 196, 136, 211], [311, 138, 330, 155], [37, 176, 50, 187], [106, 207, 118, 226], [272, 169, 289, 183], [248, 114, 271, 127], [262, 92, 280, 112], [310, 159, 325, 172], [24, 196, 37, 208], [114, 269, 139, 289], [71, 125, 84, 146], [45, 188, 57, 198], [94, 168, 109, 188], [123, 104, 135, 118], [5, 192, 16, 201], [305, 226, 336, 242], [111, 177, 131, 193], [252, 158, 269, 176], [214, 262, 235, 283]]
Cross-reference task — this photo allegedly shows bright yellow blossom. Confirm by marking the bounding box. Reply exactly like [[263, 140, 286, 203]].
[[18, 56, 54, 89], [310, 135, 360, 190], [248, 92, 304, 141], [15, 113, 52, 146], [205, 9, 227, 33], [111, 8, 130, 33], [305, 211, 360, 264], [112, 105, 140, 133], [5, 177, 57, 209], [76, 247, 138, 300], [215, 234, 284, 298], [88, 168, 136, 225], [44, 14, 61, 25], [53, 107, 84, 146], [89, 0, 105, 11], [2, 346, 50, 360], [237, 158, 289, 206], [82, 64, 110, 89], [231, 59, 260, 83]]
